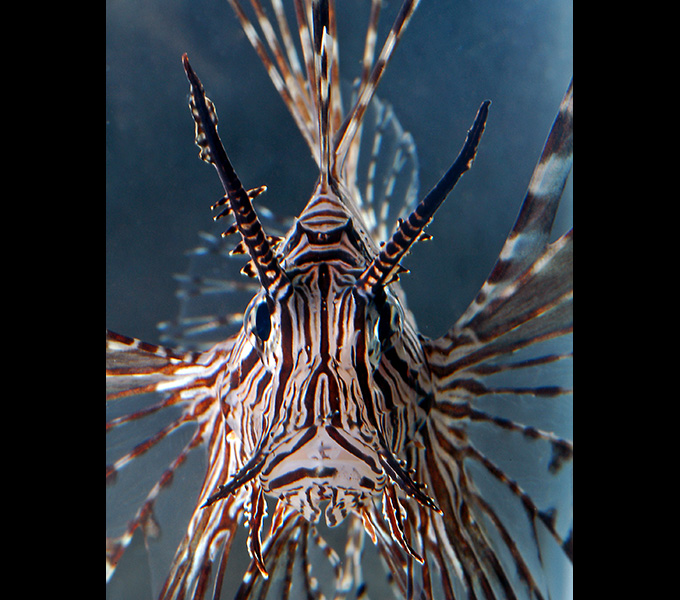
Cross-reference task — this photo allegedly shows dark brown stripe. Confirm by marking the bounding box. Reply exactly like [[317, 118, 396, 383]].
[[268, 466, 338, 491]]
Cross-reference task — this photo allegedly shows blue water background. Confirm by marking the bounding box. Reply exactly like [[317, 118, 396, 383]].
[[106, 1, 573, 598]]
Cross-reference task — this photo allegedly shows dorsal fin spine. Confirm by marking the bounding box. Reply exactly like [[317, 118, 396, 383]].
[[313, 0, 333, 184]]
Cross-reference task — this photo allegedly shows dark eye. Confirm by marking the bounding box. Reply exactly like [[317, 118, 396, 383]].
[[254, 300, 271, 342], [377, 301, 399, 350]]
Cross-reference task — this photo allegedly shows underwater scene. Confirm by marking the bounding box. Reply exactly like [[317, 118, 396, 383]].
[[107, 1, 573, 598]]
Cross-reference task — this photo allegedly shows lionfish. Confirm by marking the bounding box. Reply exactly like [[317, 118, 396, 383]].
[[106, 1, 573, 598]]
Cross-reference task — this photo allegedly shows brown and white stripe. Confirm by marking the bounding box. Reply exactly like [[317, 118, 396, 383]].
[[107, 2, 572, 598]]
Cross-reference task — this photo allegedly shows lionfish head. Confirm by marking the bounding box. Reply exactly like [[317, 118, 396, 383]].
[[227, 178, 437, 525], [182, 0, 489, 570]]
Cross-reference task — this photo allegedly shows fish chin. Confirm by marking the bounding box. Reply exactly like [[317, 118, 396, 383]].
[[260, 425, 385, 525]]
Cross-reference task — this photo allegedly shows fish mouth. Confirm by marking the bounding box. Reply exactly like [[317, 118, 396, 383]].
[[260, 424, 385, 494], [256, 424, 387, 526]]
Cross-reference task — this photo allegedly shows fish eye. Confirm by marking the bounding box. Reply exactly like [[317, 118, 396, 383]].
[[365, 291, 403, 371], [367, 320, 381, 371], [377, 297, 402, 352], [245, 298, 272, 343], [254, 300, 271, 341], [366, 304, 385, 371]]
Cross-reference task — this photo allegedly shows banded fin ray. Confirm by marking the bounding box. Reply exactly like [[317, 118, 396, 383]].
[[106, 329, 202, 398], [226, 0, 420, 201], [160, 7, 421, 351], [106, 329, 245, 598], [107, 2, 572, 598], [414, 82, 573, 599], [426, 81, 573, 375], [454, 80, 573, 336]]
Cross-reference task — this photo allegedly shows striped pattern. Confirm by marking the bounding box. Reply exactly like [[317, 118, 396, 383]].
[[107, 2, 572, 598], [106, 330, 240, 592], [417, 79, 573, 599], [183, 54, 288, 293], [358, 100, 490, 293]]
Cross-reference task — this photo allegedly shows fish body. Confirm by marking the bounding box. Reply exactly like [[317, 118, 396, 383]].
[[107, 2, 572, 598]]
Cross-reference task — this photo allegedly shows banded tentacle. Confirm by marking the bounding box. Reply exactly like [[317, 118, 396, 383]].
[[412, 82, 574, 599], [357, 99, 490, 293], [453, 81, 574, 340], [183, 53, 289, 294], [107, 1, 572, 598]]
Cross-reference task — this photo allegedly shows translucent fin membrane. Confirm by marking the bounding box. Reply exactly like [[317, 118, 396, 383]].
[[106, 3, 572, 598]]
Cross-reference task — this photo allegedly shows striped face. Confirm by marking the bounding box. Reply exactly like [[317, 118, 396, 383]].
[[107, 1, 572, 596], [222, 182, 430, 528]]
